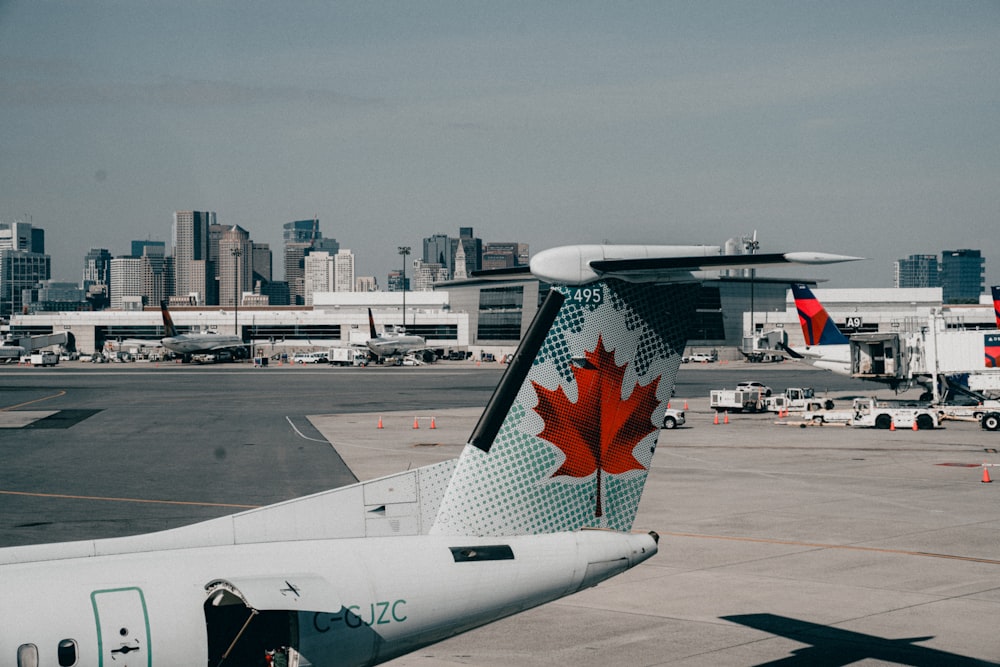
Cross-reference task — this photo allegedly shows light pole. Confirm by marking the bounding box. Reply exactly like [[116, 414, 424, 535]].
[[230, 246, 242, 340], [398, 246, 410, 328], [744, 231, 759, 345]]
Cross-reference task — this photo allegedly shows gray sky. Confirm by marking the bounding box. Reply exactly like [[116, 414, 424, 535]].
[[2, 1, 998, 289]]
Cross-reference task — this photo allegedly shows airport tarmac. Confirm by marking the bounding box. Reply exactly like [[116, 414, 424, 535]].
[[2, 362, 999, 665]]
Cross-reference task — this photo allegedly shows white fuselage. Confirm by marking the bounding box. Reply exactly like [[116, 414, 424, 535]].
[[1, 530, 655, 667], [366, 334, 427, 359], [788, 344, 851, 374], [160, 333, 244, 355]]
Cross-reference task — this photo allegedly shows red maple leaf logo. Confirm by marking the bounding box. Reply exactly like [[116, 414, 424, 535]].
[[532, 335, 660, 518]]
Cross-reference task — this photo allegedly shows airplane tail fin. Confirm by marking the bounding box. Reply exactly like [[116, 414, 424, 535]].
[[790, 283, 849, 346], [160, 300, 178, 338], [992, 286, 999, 329], [368, 308, 378, 339], [430, 246, 860, 537]]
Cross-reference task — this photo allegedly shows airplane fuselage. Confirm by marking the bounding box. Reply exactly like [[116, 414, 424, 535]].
[[160, 333, 244, 355], [1, 530, 655, 666], [366, 335, 428, 359]]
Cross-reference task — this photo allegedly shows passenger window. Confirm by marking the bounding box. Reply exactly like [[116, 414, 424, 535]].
[[17, 644, 39, 667], [58, 639, 78, 666]]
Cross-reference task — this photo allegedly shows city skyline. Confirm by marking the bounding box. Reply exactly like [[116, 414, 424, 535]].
[[3, 3, 999, 288]]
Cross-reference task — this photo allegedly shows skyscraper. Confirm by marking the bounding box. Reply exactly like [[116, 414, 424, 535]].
[[173, 211, 215, 305], [941, 249, 984, 304], [219, 226, 253, 307], [283, 219, 327, 305], [894, 254, 940, 288], [83, 248, 113, 308]]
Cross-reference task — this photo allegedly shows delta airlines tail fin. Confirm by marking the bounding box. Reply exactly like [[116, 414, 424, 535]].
[[992, 286, 999, 329], [160, 300, 179, 338], [368, 308, 379, 339], [430, 246, 860, 537], [790, 283, 850, 346]]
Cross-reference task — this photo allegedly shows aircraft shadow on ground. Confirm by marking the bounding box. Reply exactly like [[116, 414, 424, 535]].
[[722, 613, 999, 667]]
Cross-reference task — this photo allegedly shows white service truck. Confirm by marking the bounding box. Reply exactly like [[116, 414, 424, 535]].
[[764, 387, 833, 413], [806, 397, 938, 430], [29, 351, 59, 367], [328, 347, 369, 366]]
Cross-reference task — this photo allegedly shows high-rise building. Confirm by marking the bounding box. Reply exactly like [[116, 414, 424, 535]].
[[83, 248, 113, 308], [109, 244, 172, 309], [482, 242, 529, 271], [218, 225, 253, 307], [303, 251, 333, 305], [110, 257, 143, 310], [252, 243, 272, 284], [283, 219, 330, 305], [941, 249, 984, 304], [894, 254, 940, 288], [422, 228, 484, 281], [0, 221, 50, 316], [131, 240, 165, 259], [334, 249, 355, 292], [173, 211, 215, 305]]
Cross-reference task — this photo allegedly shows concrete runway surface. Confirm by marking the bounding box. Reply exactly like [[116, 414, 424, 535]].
[[1, 361, 998, 665]]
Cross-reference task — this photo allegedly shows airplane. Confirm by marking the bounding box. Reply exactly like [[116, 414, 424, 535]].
[[779, 283, 852, 374], [0, 244, 858, 667], [159, 299, 246, 360], [365, 308, 435, 363], [993, 285, 999, 328]]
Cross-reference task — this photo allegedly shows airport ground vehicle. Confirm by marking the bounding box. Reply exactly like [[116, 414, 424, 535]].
[[764, 387, 833, 413], [736, 380, 773, 396], [710, 388, 765, 412], [292, 351, 327, 364], [28, 351, 58, 367], [662, 408, 686, 429], [684, 352, 716, 363], [328, 347, 369, 366], [807, 397, 938, 429]]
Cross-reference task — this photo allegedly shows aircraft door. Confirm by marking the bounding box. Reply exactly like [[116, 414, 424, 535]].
[[91, 587, 151, 666]]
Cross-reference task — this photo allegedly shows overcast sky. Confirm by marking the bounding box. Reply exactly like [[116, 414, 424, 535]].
[[2, 1, 998, 290]]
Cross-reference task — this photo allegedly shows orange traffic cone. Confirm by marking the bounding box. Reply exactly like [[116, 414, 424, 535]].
[[713, 412, 719, 425], [683, 400, 689, 410], [430, 416, 436, 429], [912, 419, 919, 431], [890, 420, 896, 431], [377, 416, 383, 429], [723, 412, 729, 425], [413, 416, 420, 429], [983, 465, 993, 484]]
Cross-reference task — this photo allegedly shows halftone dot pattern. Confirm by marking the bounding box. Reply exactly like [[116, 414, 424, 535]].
[[430, 279, 700, 537]]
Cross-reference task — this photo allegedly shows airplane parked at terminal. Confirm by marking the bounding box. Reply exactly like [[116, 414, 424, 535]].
[[0, 244, 858, 666], [779, 283, 852, 374], [365, 308, 434, 363], [993, 285, 999, 328], [159, 300, 245, 360]]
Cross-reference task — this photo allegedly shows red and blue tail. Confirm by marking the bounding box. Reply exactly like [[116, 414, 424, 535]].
[[790, 283, 849, 346], [992, 286, 999, 329]]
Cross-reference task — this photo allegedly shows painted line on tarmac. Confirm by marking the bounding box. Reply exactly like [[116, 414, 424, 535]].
[[0, 390, 66, 411], [664, 531, 1000, 566], [285, 416, 329, 443], [0, 489, 259, 509]]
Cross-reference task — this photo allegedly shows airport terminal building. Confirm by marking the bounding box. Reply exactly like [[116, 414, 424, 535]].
[[6, 277, 997, 360]]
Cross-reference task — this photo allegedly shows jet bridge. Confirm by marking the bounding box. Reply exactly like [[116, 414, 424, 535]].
[[850, 332, 912, 387]]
